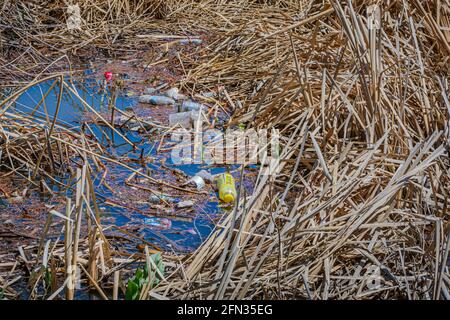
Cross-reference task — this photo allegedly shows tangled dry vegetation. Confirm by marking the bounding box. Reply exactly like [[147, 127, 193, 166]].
[[0, 0, 449, 299]]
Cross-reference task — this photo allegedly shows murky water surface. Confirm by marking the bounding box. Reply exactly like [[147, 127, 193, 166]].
[[1, 69, 254, 254]]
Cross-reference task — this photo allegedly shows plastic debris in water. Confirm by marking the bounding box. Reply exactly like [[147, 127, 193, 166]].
[[179, 38, 202, 45], [144, 84, 166, 94], [180, 100, 206, 112], [149, 194, 175, 204], [165, 87, 186, 100], [185, 175, 205, 190], [144, 217, 171, 230], [104, 71, 113, 81], [216, 173, 237, 203], [195, 170, 213, 182], [177, 200, 194, 208], [185, 228, 197, 235], [145, 87, 158, 94], [169, 111, 192, 129], [139, 95, 175, 105], [169, 110, 200, 129], [200, 91, 216, 98]]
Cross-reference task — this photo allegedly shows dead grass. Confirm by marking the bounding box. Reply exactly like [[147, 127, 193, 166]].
[[0, 0, 449, 300]]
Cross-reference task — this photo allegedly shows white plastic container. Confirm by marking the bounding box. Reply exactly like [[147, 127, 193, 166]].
[[169, 110, 200, 129], [165, 87, 186, 100], [195, 170, 213, 182], [185, 175, 205, 190], [177, 200, 195, 208]]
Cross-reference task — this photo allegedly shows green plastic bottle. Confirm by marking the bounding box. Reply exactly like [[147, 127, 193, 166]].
[[216, 173, 237, 203]]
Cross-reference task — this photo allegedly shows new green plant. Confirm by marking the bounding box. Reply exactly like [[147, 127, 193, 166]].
[[125, 253, 164, 300], [44, 268, 52, 291], [125, 268, 146, 300]]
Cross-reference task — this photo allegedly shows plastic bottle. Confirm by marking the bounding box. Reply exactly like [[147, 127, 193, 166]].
[[186, 175, 205, 190], [180, 100, 206, 112], [144, 217, 171, 230], [216, 173, 237, 203], [165, 87, 186, 100], [177, 200, 194, 208], [169, 111, 199, 128], [196, 170, 213, 182], [139, 95, 175, 105], [149, 194, 174, 204], [145, 87, 157, 94]]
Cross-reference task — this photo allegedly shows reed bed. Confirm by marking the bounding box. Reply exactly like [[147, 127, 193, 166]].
[[0, 0, 449, 300], [154, 0, 450, 300]]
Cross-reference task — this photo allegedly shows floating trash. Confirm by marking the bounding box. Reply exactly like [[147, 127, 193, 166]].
[[177, 200, 194, 208], [165, 87, 186, 100], [180, 100, 206, 112], [216, 173, 237, 203], [200, 91, 216, 98], [143, 217, 172, 230], [104, 71, 113, 81], [185, 175, 205, 190], [195, 170, 213, 183], [129, 126, 141, 131], [139, 95, 175, 105], [149, 194, 175, 204], [144, 87, 158, 94], [184, 228, 197, 235], [169, 110, 199, 129]]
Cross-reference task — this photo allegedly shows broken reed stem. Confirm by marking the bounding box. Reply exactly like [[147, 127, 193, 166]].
[[65, 198, 74, 300], [113, 270, 120, 300]]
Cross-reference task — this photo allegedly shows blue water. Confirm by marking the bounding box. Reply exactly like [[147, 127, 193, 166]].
[[5, 74, 246, 253]]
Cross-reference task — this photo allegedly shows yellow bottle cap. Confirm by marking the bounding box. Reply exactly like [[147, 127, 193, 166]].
[[223, 193, 235, 203]]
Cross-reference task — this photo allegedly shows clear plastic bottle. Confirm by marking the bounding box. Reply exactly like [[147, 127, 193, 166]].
[[139, 95, 175, 105]]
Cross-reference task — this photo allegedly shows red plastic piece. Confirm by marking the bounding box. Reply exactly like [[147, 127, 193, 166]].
[[104, 71, 113, 81]]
